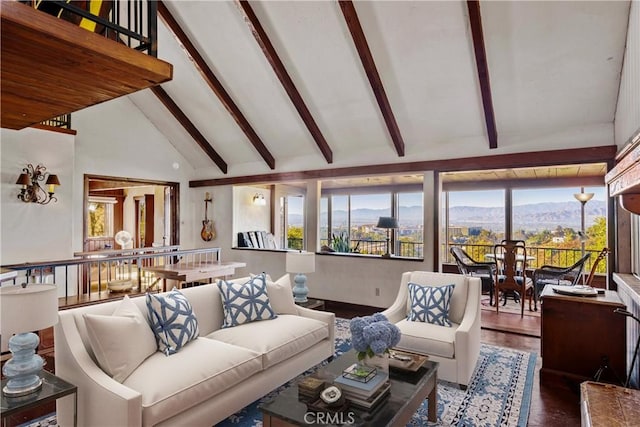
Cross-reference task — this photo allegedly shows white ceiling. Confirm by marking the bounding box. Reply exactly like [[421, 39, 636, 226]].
[[127, 0, 630, 180]]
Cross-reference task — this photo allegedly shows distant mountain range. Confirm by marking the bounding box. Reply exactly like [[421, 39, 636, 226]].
[[289, 201, 606, 232], [448, 201, 606, 232]]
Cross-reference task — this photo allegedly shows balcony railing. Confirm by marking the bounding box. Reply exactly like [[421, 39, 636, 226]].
[[443, 243, 605, 273], [316, 238, 424, 258], [25, 0, 157, 56]]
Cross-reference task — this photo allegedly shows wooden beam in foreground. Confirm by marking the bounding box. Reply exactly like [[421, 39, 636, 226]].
[[151, 86, 228, 174], [339, 1, 405, 157], [158, 1, 275, 170], [190, 145, 616, 187], [235, 0, 333, 164], [467, 0, 498, 149]]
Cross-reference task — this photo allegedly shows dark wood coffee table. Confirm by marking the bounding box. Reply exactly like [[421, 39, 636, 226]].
[[260, 349, 438, 426]]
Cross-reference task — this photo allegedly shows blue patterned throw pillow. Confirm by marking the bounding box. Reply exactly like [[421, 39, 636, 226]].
[[407, 283, 455, 327], [146, 288, 199, 356], [217, 273, 277, 328]]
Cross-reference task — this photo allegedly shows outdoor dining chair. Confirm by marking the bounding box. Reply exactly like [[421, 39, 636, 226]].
[[493, 241, 534, 317], [450, 247, 497, 305]]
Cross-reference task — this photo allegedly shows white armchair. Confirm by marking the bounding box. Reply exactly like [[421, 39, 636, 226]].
[[381, 271, 481, 388]]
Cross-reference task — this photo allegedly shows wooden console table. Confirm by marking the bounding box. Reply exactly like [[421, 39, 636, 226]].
[[540, 286, 626, 385]]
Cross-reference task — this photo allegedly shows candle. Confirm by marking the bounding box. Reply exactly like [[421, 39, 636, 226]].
[[205, 192, 210, 200], [48, 184, 55, 193]]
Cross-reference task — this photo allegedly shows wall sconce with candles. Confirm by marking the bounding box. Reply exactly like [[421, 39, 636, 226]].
[[252, 193, 266, 206], [15, 164, 61, 205]]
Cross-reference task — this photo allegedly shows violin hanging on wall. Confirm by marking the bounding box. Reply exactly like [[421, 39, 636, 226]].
[[201, 192, 216, 242]]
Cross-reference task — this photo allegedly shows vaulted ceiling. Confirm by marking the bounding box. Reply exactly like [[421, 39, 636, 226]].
[[14, 1, 633, 180]]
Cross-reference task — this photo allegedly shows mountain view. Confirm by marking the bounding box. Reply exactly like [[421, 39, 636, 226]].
[[290, 200, 606, 231]]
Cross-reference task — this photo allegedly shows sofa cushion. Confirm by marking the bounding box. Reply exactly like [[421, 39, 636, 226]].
[[393, 318, 457, 358], [83, 295, 157, 383], [206, 314, 328, 369], [266, 274, 298, 315], [407, 283, 455, 327], [123, 338, 262, 427], [217, 274, 277, 327], [146, 288, 199, 356]]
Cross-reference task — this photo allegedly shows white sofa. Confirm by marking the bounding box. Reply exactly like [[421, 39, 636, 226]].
[[381, 271, 481, 387], [55, 276, 335, 427]]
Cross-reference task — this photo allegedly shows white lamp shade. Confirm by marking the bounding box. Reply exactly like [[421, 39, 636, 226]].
[[574, 192, 594, 203], [286, 251, 315, 274], [1, 284, 58, 337]]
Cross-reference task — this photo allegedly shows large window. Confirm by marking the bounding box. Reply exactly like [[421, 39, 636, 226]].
[[511, 187, 606, 270], [87, 196, 116, 238], [442, 189, 505, 263], [281, 195, 304, 250], [442, 184, 607, 272], [321, 185, 424, 258]]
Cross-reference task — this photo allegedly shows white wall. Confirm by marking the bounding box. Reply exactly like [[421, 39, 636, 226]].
[[615, 0, 640, 147], [0, 128, 75, 265]]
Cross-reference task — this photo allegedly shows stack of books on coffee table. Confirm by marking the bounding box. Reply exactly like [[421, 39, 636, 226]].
[[334, 364, 390, 410]]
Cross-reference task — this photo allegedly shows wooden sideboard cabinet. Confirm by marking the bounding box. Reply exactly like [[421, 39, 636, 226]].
[[540, 286, 627, 385]]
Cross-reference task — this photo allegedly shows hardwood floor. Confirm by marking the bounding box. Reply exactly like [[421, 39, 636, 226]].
[[327, 299, 581, 427]]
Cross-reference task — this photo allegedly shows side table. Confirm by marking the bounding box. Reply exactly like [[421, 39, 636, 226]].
[[295, 298, 325, 310], [1, 371, 77, 427]]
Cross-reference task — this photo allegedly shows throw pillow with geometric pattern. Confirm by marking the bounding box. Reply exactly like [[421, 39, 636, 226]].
[[217, 273, 277, 328], [146, 288, 199, 356], [407, 283, 455, 327]]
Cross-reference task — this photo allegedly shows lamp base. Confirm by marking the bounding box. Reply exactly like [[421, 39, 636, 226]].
[[2, 332, 45, 397], [292, 273, 309, 303], [2, 377, 43, 397]]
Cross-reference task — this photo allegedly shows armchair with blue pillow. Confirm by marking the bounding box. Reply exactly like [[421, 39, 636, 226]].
[[381, 271, 481, 388]]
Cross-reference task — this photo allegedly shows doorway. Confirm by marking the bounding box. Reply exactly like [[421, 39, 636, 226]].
[[83, 175, 180, 252]]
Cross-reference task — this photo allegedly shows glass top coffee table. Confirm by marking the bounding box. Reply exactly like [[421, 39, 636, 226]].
[[260, 349, 438, 426]]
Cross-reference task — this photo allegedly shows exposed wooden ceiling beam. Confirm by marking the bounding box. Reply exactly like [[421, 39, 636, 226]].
[[157, 1, 275, 170], [339, 1, 405, 157], [151, 86, 228, 174], [235, 0, 333, 164], [467, 0, 498, 149], [190, 145, 616, 187]]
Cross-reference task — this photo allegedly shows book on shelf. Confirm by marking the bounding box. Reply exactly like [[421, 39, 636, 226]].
[[334, 368, 388, 399], [346, 382, 391, 410]]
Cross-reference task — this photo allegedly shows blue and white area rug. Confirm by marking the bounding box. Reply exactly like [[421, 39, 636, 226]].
[[218, 318, 535, 427], [23, 319, 535, 427]]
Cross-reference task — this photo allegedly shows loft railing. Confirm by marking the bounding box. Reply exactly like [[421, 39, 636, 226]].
[[0, 247, 221, 304], [40, 113, 71, 129], [24, 0, 157, 56]]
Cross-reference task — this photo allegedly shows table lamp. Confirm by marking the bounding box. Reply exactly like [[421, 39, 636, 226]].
[[1, 283, 58, 397], [376, 216, 399, 258], [286, 251, 315, 303]]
